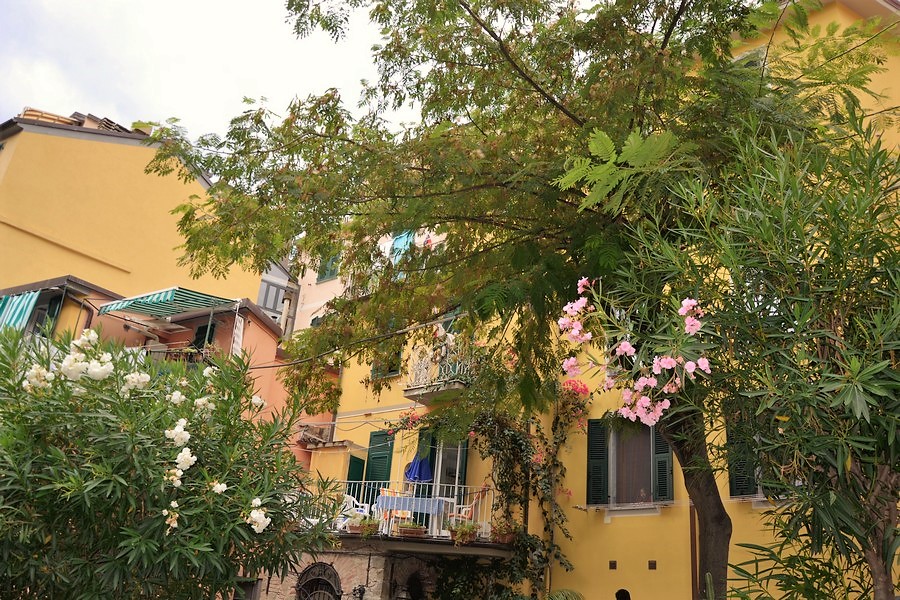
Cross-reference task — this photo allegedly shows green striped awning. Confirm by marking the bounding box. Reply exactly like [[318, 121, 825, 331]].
[[0, 290, 40, 331], [98, 287, 236, 318]]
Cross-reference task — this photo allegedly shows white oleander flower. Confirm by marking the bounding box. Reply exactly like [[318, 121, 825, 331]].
[[168, 390, 187, 405], [60, 353, 88, 380], [175, 447, 197, 471], [210, 481, 227, 494], [202, 366, 217, 378], [164, 421, 191, 447], [193, 396, 215, 414], [245, 508, 271, 534], [85, 359, 114, 380], [251, 497, 262, 508], [170, 500, 179, 509], [122, 371, 151, 392], [23, 364, 54, 392], [250, 395, 266, 409], [71, 329, 99, 350]]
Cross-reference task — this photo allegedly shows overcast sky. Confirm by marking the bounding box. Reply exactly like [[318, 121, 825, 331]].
[[1, 0, 385, 138]]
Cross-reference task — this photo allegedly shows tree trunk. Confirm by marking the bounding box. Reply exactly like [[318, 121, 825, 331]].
[[864, 546, 895, 600], [662, 415, 733, 600]]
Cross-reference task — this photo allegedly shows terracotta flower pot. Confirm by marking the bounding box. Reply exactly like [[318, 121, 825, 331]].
[[398, 526, 427, 538]]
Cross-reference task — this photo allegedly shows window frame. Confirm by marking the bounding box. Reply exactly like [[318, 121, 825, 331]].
[[586, 420, 674, 509]]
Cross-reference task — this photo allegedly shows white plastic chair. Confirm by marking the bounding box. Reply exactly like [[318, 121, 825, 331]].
[[333, 494, 370, 531]]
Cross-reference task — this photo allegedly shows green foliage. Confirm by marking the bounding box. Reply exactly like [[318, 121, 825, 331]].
[[592, 120, 900, 598], [731, 540, 873, 599], [143, 0, 798, 411], [0, 329, 338, 599]]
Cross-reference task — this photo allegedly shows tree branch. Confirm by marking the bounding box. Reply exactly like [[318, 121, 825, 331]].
[[456, 0, 585, 127]]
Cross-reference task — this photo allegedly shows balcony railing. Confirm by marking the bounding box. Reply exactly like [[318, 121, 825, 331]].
[[403, 343, 471, 404], [329, 480, 502, 542]]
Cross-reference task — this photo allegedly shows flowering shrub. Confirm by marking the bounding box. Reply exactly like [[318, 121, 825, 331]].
[[0, 328, 338, 599], [559, 279, 712, 426]]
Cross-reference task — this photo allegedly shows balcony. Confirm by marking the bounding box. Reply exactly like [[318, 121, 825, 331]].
[[403, 343, 471, 404], [327, 480, 515, 558]]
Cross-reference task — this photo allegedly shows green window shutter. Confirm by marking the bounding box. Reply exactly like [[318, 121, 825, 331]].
[[727, 427, 758, 497], [364, 431, 394, 482], [651, 426, 673, 502], [347, 455, 365, 481], [587, 420, 609, 505], [317, 253, 340, 281], [346, 455, 366, 503]]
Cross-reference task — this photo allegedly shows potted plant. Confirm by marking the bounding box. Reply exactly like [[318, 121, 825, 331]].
[[347, 515, 380, 537], [490, 517, 518, 544], [396, 520, 427, 538], [447, 520, 478, 545]]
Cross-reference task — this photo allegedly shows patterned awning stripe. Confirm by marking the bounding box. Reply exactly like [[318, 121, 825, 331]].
[[98, 287, 235, 318], [0, 290, 40, 331]]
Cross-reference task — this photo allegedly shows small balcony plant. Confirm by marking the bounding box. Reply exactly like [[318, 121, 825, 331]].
[[447, 519, 478, 545], [396, 520, 427, 537], [347, 514, 380, 537], [490, 516, 518, 544]]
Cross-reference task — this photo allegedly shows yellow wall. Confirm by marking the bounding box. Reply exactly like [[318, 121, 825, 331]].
[[737, 1, 900, 148], [0, 125, 261, 299]]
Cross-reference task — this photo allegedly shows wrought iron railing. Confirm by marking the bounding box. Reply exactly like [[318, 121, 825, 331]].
[[328, 479, 497, 540], [404, 343, 471, 399]]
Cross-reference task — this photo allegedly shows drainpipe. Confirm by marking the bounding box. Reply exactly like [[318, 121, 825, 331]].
[[280, 280, 300, 337]]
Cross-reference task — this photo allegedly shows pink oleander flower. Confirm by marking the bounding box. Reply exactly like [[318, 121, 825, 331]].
[[637, 395, 652, 409], [662, 378, 681, 394], [614, 340, 636, 357], [678, 298, 698, 316], [562, 357, 581, 376], [697, 357, 711, 374], [577, 277, 592, 294], [684, 316, 702, 335], [563, 296, 589, 317], [659, 356, 677, 370], [618, 406, 637, 422], [558, 316, 573, 331], [634, 376, 658, 391], [652, 356, 662, 375], [622, 389, 633, 402], [684, 361, 697, 375]]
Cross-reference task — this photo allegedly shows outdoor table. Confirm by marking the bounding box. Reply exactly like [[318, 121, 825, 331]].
[[376, 494, 455, 536]]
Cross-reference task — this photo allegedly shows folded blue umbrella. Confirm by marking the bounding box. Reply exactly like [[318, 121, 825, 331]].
[[404, 453, 434, 482]]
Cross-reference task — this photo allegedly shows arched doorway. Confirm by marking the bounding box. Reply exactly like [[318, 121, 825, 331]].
[[296, 562, 342, 600]]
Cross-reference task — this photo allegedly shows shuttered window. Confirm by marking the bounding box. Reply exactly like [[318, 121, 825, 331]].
[[586, 420, 673, 506], [587, 420, 609, 505], [652, 426, 673, 502], [727, 427, 760, 497], [364, 430, 394, 482]]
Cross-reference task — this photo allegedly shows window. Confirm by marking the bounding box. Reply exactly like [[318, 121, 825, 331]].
[[727, 425, 761, 498], [257, 280, 287, 315], [316, 253, 340, 282], [390, 230, 414, 265], [586, 420, 673, 506], [191, 323, 216, 349]]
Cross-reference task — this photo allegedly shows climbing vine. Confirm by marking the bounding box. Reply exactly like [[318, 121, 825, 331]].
[[385, 350, 592, 599]]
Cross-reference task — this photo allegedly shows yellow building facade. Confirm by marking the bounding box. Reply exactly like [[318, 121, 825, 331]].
[[0, 108, 261, 299]]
